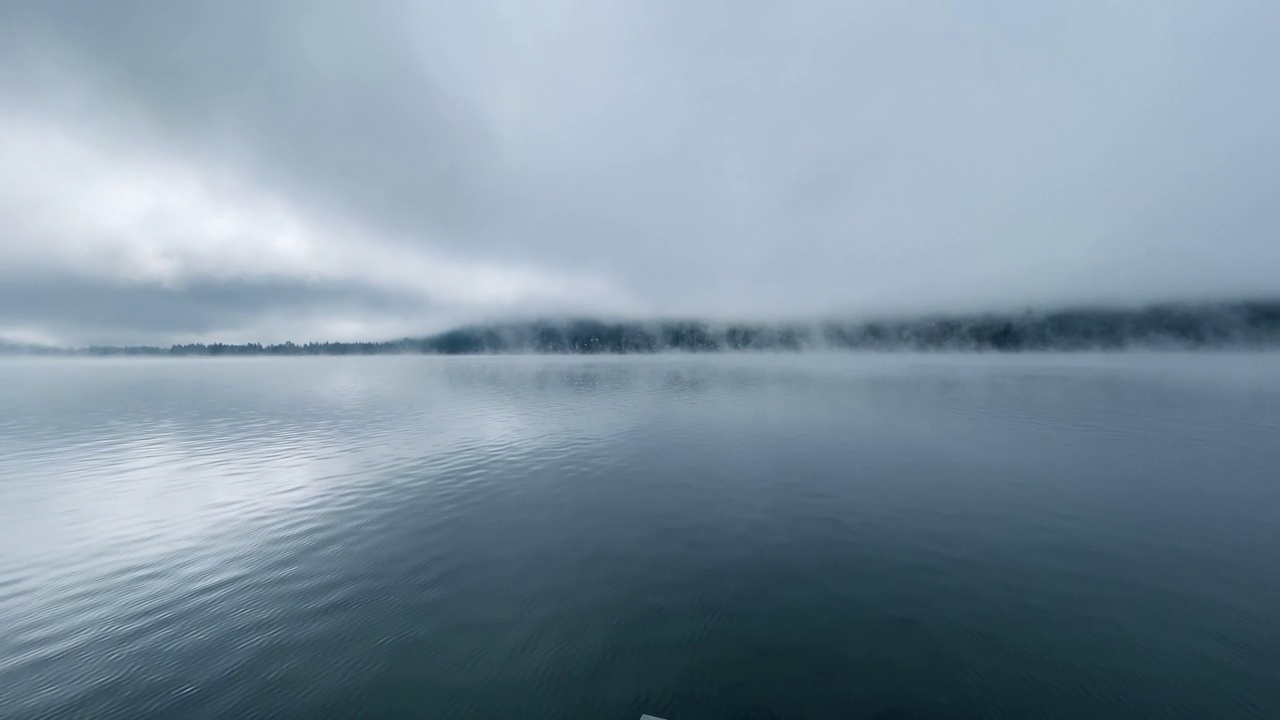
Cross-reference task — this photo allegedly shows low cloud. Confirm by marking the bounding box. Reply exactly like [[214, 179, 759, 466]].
[[1, 1, 1278, 345], [0, 115, 635, 344]]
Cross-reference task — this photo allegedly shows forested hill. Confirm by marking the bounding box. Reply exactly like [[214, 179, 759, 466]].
[[412, 300, 1280, 354], [5, 301, 1280, 356]]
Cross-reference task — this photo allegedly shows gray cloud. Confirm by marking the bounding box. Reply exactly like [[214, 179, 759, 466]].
[[0, 275, 432, 346], [2, 0, 1278, 345]]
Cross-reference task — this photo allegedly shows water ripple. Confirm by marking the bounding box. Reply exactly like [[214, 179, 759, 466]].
[[1, 354, 1278, 718]]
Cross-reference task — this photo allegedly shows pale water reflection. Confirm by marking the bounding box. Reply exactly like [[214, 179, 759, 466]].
[[1, 354, 1278, 718]]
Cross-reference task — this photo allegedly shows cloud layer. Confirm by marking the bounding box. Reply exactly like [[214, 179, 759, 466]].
[[2, 1, 1278, 345]]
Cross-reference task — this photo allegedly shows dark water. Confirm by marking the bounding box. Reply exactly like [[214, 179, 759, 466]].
[[1, 354, 1278, 719]]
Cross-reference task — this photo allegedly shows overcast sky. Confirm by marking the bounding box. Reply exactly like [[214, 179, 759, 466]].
[[1, 1, 1277, 345]]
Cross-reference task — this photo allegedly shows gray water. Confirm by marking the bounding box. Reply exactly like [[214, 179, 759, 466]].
[[1, 354, 1278, 719]]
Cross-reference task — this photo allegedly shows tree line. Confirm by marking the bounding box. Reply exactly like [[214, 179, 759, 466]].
[[6, 300, 1278, 356]]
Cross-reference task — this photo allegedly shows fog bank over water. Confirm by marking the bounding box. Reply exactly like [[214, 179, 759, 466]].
[[2, 2, 1279, 345], [4, 300, 1277, 356]]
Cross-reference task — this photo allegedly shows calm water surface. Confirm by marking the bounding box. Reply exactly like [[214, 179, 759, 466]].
[[1, 354, 1278, 719]]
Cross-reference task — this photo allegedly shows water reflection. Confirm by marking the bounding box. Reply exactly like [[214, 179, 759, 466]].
[[1, 354, 1278, 719]]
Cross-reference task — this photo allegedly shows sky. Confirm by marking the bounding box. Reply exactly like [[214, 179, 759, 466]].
[[1, 1, 1278, 346]]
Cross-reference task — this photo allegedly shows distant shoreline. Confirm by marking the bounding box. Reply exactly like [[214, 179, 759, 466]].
[[5, 300, 1279, 357]]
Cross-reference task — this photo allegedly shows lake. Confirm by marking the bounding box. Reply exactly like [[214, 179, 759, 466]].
[[1, 354, 1278, 719]]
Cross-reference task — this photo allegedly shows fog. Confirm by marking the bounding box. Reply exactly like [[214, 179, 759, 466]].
[[2, 1, 1278, 346]]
